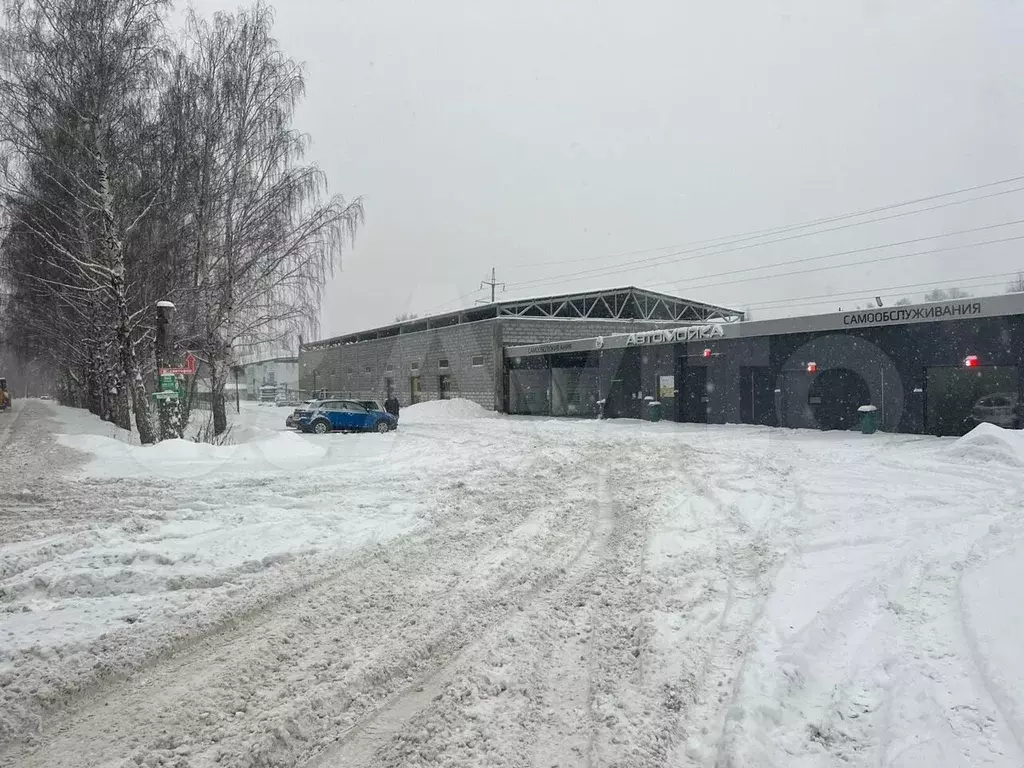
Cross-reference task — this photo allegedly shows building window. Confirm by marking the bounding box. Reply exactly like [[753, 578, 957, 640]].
[[471, 355, 485, 367], [410, 361, 420, 372], [438, 358, 450, 370], [364, 366, 372, 374], [386, 363, 393, 373]]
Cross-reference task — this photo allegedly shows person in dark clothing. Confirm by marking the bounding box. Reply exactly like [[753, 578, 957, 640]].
[[384, 392, 400, 419]]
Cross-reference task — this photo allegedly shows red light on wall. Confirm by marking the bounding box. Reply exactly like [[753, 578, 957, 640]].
[[807, 362, 818, 373], [703, 348, 712, 358], [964, 355, 980, 367]]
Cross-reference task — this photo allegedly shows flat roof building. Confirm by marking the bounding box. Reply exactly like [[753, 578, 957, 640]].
[[301, 287, 1024, 436], [298, 287, 742, 410], [505, 292, 1024, 435]]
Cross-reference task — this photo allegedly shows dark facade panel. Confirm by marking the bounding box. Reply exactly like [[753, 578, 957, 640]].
[[509, 314, 1024, 435]]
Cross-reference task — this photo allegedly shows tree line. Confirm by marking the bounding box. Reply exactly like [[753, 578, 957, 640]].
[[0, 0, 361, 441]]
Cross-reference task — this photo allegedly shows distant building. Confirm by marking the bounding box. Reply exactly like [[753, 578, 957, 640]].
[[241, 356, 299, 400]]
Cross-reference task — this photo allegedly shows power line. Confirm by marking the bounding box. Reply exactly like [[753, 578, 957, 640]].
[[652, 231, 1024, 295], [651, 217, 1024, 290], [416, 176, 1024, 316], [502, 184, 1024, 292], [501, 173, 1024, 272], [741, 270, 1024, 311]]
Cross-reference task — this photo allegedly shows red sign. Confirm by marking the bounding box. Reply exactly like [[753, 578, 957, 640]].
[[159, 353, 197, 377]]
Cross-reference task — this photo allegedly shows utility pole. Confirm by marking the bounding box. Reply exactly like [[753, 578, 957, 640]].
[[478, 267, 505, 304]]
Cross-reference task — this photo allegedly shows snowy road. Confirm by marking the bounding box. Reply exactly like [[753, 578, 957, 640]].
[[2, 400, 1024, 767]]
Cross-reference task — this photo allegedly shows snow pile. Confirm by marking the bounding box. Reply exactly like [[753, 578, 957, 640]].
[[51, 400, 330, 478], [57, 430, 328, 478], [947, 422, 1024, 467], [400, 397, 499, 424]]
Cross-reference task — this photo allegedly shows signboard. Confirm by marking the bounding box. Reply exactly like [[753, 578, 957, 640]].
[[520, 340, 581, 356], [159, 353, 198, 377], [158, 374, 178, 392], [841, 302, 981, 327], [658, 375, 675, 399], [626, 324, 724, 346]]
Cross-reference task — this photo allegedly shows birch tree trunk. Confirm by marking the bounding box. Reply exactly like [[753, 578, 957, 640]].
[[209, 353, 228, 436], [95, 138, 155, 444]]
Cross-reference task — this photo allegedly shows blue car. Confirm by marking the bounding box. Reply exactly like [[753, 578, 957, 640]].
[[300, 399, 397, 434]]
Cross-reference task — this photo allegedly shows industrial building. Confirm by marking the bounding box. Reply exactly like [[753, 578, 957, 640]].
[[505, 292, 1024, 436], [300, 287, 1024, 436], [297, 287, 742, 410]]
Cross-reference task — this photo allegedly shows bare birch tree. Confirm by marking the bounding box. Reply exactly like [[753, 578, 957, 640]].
[[0, 0, 169, 442], [0, 0, 361, 440], [179, 2, 361, 434]]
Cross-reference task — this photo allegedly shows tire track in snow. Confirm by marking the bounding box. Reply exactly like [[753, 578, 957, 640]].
[[303, 464, 622, 768], [525, 468, 619, 768], [2, 436, 610, 768], [662, 457, 790, 768]]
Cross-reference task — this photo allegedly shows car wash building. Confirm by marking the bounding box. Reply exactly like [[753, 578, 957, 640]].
[[504, 293, 1024, 436], [297, 287, 743, 411]]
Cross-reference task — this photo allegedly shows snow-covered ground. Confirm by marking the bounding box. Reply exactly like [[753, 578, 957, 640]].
[[2, 398, 1024, 767]]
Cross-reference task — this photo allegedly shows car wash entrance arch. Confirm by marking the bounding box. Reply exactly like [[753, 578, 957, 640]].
[[504, 294, 1024, 435]]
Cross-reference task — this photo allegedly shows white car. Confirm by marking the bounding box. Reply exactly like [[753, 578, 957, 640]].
[[970, 393, 1020, 429]]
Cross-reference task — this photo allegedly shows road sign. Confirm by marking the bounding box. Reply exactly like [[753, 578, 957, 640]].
[[159, 353, 198, 377], [152, 390, 179, 401]]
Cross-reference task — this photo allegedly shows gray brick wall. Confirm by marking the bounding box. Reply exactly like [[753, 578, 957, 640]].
[[299, 316, 676, 411], [300, 320, 500, 409]]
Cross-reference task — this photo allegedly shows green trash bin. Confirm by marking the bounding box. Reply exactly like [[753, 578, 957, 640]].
[[858, 405, 878, 434], [647, 400, 663, 422]]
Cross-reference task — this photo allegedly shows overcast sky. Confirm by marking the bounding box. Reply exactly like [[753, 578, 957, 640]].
[[190, 0, 1024, 340]]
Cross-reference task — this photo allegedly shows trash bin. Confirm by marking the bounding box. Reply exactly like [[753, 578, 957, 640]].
[[647, 400, 663, 422], [857, 404, 878, 434]]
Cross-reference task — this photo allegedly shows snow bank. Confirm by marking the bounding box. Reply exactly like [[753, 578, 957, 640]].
[[49, 401, 332, 478], [400, 397, 499, 424], [57, 430, 328, 478], [947, 422, 1024, 467]]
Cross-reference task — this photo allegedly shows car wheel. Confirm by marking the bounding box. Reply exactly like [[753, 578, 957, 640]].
[[313, 420, 331, 434], [376, 420, 391, 433]]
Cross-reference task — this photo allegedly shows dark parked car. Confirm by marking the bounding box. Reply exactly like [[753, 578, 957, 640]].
[[299, 399, 398, 434]]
